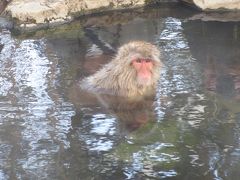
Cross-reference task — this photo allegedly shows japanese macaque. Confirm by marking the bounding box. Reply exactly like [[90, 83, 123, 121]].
[[81, 41, 162, 98]]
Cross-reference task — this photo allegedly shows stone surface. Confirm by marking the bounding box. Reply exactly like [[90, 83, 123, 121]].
[[4, 0, 146, 26], [3, 0, 240, 30], [5, 0, 70, 24], [182, 0, 240, 10]]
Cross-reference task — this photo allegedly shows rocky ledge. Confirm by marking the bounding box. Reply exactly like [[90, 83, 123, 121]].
[[3, 0, 149, 29], [182, 0, 240, 11], [1, 0, 240, 31]]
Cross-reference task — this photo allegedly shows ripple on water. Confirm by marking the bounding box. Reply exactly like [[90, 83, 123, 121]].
[[0, 30, 75, 179], [78, 113, 118, 152], [123, 142, 179, 179]]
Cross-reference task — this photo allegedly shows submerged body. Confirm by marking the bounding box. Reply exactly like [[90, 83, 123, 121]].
[[81, 41, 162, 98]]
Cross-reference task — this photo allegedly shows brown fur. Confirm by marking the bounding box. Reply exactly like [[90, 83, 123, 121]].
[[81, 41, 162, 97]]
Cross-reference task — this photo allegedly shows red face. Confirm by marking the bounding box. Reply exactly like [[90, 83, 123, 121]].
[[132, 58, 153, 86]]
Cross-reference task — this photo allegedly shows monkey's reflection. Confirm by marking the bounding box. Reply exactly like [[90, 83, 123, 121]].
[[69, 40, 161, 132], [69, 82, 155, 133], [100, 94, 155, 131]]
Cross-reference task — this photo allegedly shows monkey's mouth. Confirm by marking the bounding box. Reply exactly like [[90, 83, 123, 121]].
[[137, 76, 152, 87]]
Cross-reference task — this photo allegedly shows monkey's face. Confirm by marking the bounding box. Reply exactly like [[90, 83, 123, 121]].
[[131, 58, 153, 86]]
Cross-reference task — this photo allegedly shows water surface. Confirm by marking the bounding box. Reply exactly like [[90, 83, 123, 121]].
[[1, 3, 240, 180]]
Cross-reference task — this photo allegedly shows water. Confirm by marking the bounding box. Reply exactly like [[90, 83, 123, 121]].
[[1, 3, 240, 180]]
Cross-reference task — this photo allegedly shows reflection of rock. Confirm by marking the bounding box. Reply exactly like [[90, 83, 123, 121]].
[[183, 20, 240, 99], [189, 12, 240, 22]]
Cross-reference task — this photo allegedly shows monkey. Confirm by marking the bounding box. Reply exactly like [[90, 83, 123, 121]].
[[81, 41, 162, 98], [67, 41, 163, 136]]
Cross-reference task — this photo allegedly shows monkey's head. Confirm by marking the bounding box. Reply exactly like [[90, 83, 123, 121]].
[[116, 41, 162, 88], [82, 41, 162, 98]]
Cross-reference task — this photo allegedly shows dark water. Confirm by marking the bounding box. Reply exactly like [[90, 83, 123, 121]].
[[1, 3, 240, 180]]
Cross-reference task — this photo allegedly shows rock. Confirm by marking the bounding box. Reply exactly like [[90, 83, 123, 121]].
[[181, 0, 240, 11], [4, 0, 146, 28], [193, 0, 240, 10], [5, 0, 69, 24], [6, 0, 240, 31]]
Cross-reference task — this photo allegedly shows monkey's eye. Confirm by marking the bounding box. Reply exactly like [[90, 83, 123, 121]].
[[135, 58, 141, 63], [145, 59, 151, 63]]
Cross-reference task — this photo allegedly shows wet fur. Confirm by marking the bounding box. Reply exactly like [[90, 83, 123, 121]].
[[81, 41, 162, 97]]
